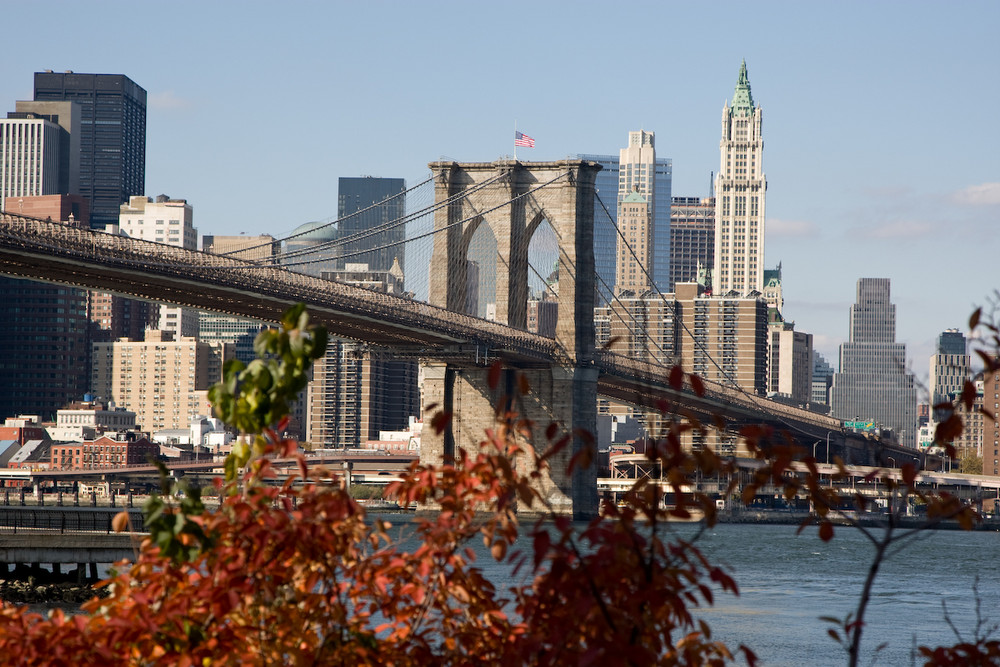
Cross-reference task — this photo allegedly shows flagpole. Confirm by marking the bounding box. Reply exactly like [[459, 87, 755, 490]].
[[513, 121, 517, 161]]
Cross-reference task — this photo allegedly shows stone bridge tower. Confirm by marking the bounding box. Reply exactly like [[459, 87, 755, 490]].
[[422, 159, 601, 518]]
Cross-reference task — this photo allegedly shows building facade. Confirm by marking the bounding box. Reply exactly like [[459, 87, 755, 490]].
[[305, 263, 419, 449], [50, 435, 157, 470], [91, 330, 231, 432], [32, 72, 146, 229], [594, 282, 768, 394], [117, 195, 198, 337], [0, 115, 62, 212], [615, 190, 653, 296], [767, 323, 814, 404], [336, 177, 406, 274], [669, 196, 714, 291], [983, 369, 1000, 476], [830, 278, 918, 448], [578, 148, 672, 299], [713, 61, 766, 295]]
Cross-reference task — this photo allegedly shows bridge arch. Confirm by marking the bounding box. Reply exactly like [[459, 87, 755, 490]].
[[424, 160, 602, 518]]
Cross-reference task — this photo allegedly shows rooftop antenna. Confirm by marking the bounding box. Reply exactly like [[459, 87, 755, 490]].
[[709, 171, 714, 198]]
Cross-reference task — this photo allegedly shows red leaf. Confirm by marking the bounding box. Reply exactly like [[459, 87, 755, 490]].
[[533, 531, 551, 569], [669, 365, 684, 390], [818, 521, 835, 542], [488, 361, 503, 390]]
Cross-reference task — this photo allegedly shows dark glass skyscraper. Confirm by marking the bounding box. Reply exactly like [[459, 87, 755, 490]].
[[33, 72, 146, 229], [336, 177, 406, 275]]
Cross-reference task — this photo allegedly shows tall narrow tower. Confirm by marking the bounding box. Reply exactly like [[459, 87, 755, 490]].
[[617, 131, 657, 294], [713, 61, 765, 294]]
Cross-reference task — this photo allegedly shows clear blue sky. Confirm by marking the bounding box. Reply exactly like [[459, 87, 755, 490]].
[[1, 1, 997, 388]]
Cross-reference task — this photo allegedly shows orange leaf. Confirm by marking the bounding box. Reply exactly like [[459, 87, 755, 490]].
[[112, 511, 130, 533]]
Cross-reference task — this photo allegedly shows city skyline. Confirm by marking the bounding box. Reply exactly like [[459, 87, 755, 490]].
[[0, 1, 997, 385]]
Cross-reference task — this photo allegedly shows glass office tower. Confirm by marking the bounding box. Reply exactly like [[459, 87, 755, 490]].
[[33, 72, 146, 229]]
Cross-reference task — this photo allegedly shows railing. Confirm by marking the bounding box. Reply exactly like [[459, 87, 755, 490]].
[[0, 213, 560, 360], [0, 507, 145, 535]]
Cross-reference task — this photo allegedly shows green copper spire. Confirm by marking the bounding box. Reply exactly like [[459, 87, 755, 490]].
[[730, 59, 755, 115]]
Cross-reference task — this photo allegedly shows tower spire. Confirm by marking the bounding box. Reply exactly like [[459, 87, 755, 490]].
[[731, 59, 754, 115]]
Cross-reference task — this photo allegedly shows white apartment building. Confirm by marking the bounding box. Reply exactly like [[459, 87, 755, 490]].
[[713, 61, 766, 295], [118, 195, 199, 336], [0, 117, 61, 212]]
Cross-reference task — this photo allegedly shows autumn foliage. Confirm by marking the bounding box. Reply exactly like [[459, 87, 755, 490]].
[[0, 304, 997, 665]]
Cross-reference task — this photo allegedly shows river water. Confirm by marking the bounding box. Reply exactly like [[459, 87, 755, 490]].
[[689, 523, 1000, 666], [450, 519, 1000, 666]]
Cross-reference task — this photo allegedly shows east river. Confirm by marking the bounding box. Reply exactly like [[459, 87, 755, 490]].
[[445, 519, 1000, 666]]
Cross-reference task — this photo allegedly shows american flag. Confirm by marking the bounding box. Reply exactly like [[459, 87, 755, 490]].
[[514, 131, 535, 148]]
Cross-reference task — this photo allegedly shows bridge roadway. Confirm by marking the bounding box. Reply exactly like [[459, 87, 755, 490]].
[[0, 212, 909, 459], [0, 452, 418, 489]]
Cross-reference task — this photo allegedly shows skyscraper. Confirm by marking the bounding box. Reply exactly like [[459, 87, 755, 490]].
[[336, 177, 406, 274], [615, 189, 652, 296], [578, 143, 672, 300], [713, 61, 766, 295], [669, 196, 714, 290], [929, 329, 969, 409], [0, 196, 91, 421], [830, 278, 918, 448], [33, 72, 146, 229]]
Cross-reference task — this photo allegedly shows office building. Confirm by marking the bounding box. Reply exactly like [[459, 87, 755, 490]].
[[616, 189, 653, 296], [928, 330, 980, 458], [767, 323, 814, 404], [811, 353, 835, 407], [0, 196, 91, 420], [929, 329, 969, 410], [7, 100, 82, 202], [200, 235, 278, 365], [203, 234, 279, 262], [594, 282, 768, 393], [578, 147, 672, 300], [306, 263, 419, 448], [984, 369, 1000, 476], [830, 279, 917, 448], [33, 71, 146, 229], [337, 177, 406, 274], [117, 195, 198, 337], [669, 196, 714, 291], [713, 61, 766, 295], [0, 114, 62, 212], [91, 330, 231, 432]]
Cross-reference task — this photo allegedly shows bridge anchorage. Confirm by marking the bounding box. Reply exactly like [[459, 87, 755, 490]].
[[421, 160, 602, 519]]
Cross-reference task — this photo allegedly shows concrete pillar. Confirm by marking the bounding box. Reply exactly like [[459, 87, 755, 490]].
[[52, 563, 61, 576], [342, 461, 353, 490], [89, 562, 98, 581]]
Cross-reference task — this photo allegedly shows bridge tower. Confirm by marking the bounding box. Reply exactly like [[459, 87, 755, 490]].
[[422, 160, 601, 519]]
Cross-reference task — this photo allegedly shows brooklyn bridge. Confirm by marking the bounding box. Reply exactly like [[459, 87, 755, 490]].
[[0, 159, 924, 517]]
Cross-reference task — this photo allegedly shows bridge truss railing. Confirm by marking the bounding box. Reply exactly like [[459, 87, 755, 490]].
[[0, 213, 560, 360], [596, 349, 843, 435]]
